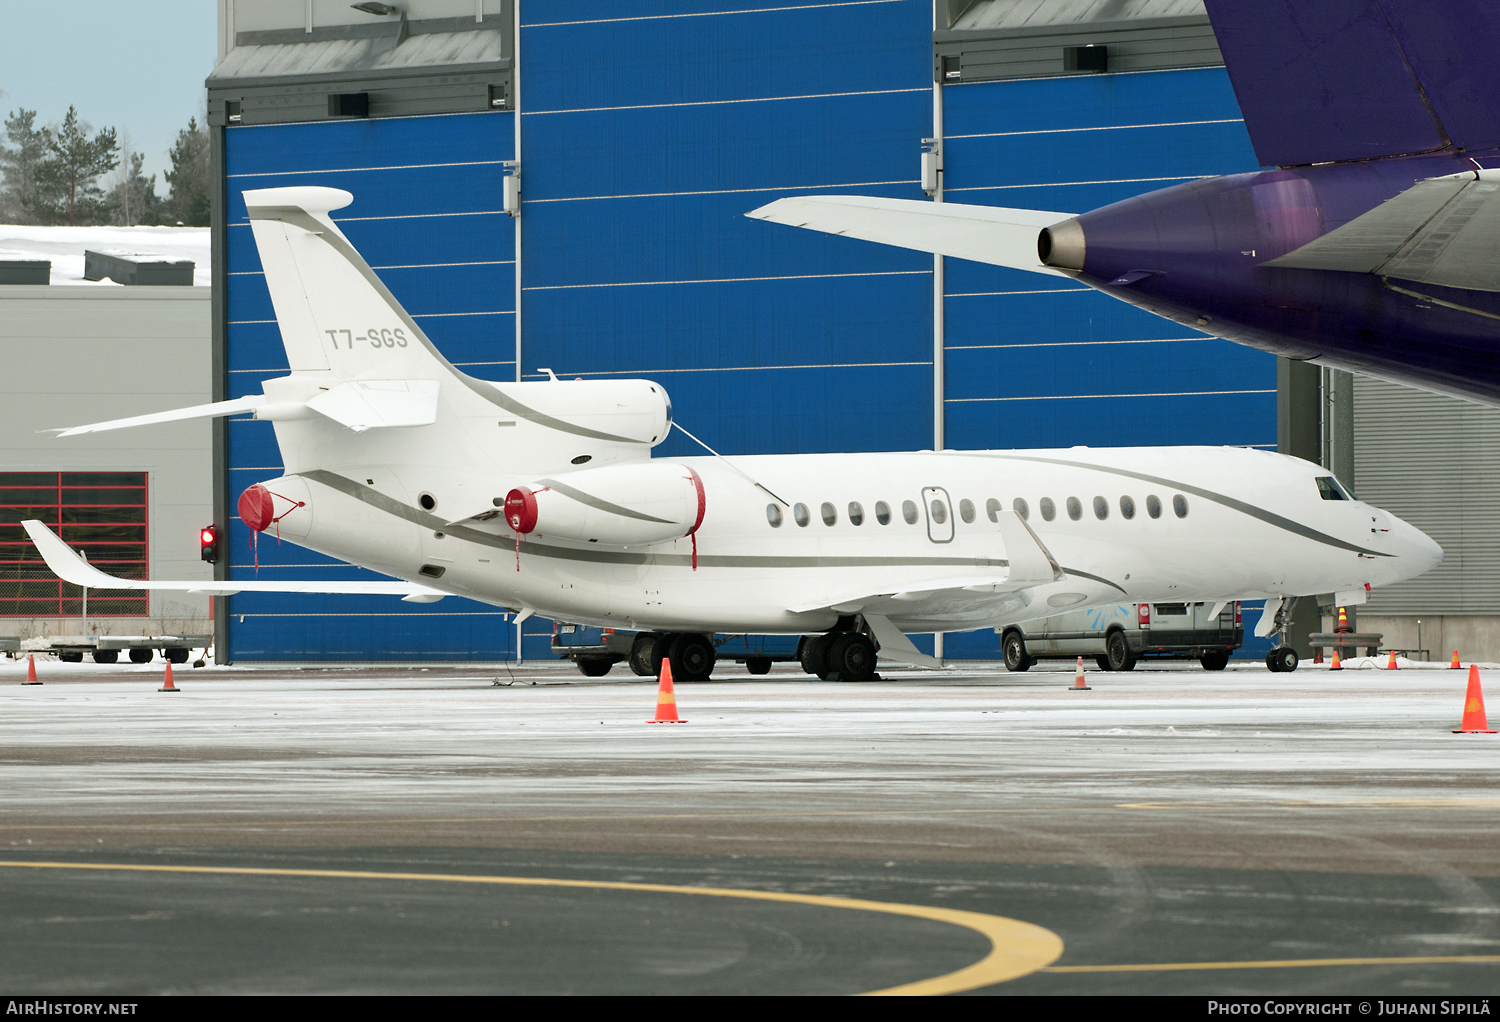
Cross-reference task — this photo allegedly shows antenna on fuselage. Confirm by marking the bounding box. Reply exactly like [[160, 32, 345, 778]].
[[671, 421, 789, 507]]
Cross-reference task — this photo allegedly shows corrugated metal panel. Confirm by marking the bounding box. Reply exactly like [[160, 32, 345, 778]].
[[1354, 376, 1500, 615], [936, 0, 1220, 83]]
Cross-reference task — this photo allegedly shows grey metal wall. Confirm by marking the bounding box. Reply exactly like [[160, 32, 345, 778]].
[[0, 287, 214, 640], [1353, 375, 1500, 615]]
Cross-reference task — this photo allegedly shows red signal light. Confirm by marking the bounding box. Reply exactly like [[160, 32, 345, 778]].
[[200, 524, 219, 564]]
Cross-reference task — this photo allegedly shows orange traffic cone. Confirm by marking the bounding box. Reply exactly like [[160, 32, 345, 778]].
[[1329, 649, 1343, 671], [1453, 665, 1496, 734], [22, 653, 40, 685], [1336, 606, 1350, 632], [1069, 656, 1091, 691], [1450, 651, 1462, 670], [159, 661, 180, 693], [1386, 650, 1399, 670], [646, 657, 685, 723], [1314, 650, 1323, 665]]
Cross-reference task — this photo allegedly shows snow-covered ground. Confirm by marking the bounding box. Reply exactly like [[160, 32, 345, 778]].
[[0, 223, 210, 286]]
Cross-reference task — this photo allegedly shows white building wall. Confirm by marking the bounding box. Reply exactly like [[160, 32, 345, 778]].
[[0, 286, 213, 642]]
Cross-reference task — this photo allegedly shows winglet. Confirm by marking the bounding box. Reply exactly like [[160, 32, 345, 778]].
[[994, 509, 1065, 585], [23, 521, 139, 588]]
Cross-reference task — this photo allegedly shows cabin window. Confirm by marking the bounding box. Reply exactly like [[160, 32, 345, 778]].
[[959, 498, 975, 524], [1013, 497, 1029, 521], [1146, 494, 1162, 519], [1316, 476, 1350, 500], [1173, 494, 1189, 518], [1119, 495, 1136, 519], [1093, 496, 1108, 520], [986, 498, 1001, 522], [929, 499, 948, 525], [902, 500, 918, 524], [793, 502, 810, 527], [875, 501, 891, 525], [821, 502, 837, 526], [1066, 496, 1082, 521], [848, 501, 864, 526], [766, 504, 783, 528], [1039, 497, 1056, 522]]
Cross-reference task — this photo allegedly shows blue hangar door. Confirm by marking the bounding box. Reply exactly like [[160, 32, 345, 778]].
[[222, 112, 518, 661]]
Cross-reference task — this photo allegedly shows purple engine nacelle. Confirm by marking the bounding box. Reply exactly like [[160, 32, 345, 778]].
[[1036, 153, 1500, 406]]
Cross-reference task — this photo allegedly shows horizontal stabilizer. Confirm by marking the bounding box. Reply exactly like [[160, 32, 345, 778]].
[[23, 521, 444, 599], [746, 196, 1076, 275], [1265, 169, 1500, 292], [52, 395, 267, 438], [307, 380, 440, 431]]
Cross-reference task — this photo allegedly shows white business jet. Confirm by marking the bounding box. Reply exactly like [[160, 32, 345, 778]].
[[23, 187, 1441, 681]]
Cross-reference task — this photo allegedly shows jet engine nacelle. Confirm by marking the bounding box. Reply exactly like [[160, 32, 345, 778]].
[[504, 462, 704, 547], [495, 378, 675, 447]]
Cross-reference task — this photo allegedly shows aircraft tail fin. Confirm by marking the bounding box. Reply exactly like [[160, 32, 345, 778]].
[[1204, 0, 1500, 166], [244, 186, 470, 384]]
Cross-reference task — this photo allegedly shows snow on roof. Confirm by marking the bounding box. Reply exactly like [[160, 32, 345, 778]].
[[0, 225, 210, 286]]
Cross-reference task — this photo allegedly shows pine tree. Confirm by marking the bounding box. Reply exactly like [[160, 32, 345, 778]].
[[162, 117, 211, 227], [0, 109, 52, 224], [30, 106, 118, 225]]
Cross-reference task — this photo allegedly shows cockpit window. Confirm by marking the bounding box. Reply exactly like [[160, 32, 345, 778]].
[[1316, 476, 1350, 501]]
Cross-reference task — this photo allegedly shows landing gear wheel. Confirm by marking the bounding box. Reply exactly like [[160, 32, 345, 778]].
[[1266, 646, 1299, 673], [826, 632, 878, 681], [1002, 631, 1031, 673], [799, 634, 834, 679], [629, 633, 661, 677], [745, 657, 772, 675], [648, 633, 675, 677], [1105, 631, 1136, 672], [669, 633, 716, 682], [1200, 650, 1230, 671], [128, 648, 153, 664], [576, 658, 613, 677], [91, 649, 119, 664], [165, 648, 190, 664]]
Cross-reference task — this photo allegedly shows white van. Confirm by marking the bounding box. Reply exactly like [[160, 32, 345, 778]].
[[999, 602, 1243, 672]]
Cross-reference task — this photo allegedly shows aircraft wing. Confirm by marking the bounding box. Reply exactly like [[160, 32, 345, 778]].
[[1264, 169, 1500, 292], [787, 510, 1064, 615], [745, 195, 1075, 275], [22, 521, 447, 601], [1205, 0, 1500, 167]]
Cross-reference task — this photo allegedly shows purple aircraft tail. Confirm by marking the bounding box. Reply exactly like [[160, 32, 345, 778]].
[[1205, 0, 1500, 167]]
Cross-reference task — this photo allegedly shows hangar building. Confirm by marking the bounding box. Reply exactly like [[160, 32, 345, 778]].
[[198, 0, 1499, 663]]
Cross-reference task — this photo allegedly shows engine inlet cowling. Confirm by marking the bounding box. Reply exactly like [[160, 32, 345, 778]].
[[239, 484, 276, 533], [1038, 217, 1087, 271], [504, 488, 538, 533]]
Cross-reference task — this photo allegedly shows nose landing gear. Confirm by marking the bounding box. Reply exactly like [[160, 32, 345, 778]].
[[1264, 596, 1301, 673]]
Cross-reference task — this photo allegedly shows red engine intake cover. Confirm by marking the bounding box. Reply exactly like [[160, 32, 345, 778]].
[[504, 487, 538, 534], [238, 484, 276, 533]]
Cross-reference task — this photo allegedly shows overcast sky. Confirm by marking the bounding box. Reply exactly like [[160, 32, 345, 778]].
[[0, 1, 217, 190]]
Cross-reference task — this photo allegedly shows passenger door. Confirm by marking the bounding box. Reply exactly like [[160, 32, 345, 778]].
[[922, 487, 954, 543]]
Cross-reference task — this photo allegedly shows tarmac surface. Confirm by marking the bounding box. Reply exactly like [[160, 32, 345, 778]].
[[2, 655, 1499, 995]]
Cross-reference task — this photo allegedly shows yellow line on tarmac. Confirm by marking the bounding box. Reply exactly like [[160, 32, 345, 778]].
[[0, 860, 1062, 996], [1046, 955, 1500, 974]]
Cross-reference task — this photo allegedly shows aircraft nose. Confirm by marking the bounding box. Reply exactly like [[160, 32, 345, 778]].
[[1394, 519, 1443, 577]]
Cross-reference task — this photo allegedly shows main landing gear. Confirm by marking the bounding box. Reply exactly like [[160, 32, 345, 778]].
[[798, 628, 879, 682], [1264, 596, 1301, 673], [629, 632, 718, 682]]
